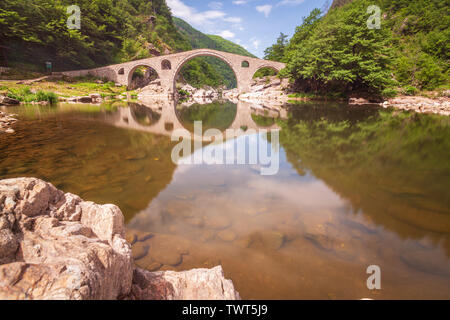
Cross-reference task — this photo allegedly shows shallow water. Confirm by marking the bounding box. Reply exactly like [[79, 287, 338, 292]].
[[1, 100, 449, 299]]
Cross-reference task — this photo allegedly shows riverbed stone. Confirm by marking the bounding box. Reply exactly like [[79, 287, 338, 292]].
[[132, 241, 150, 260], [255, 230, 285, 251], [234, 236, 253, 249], [151, 249, 182, 266], [165, 201, 194, 219], [204, 215, 231, 230], [126, 229, 154, 243], [401, 247, 450, 277], [305, 223, 357, 260], [200, 230, 216, 242], [185, 216, 204, 227], [134, 254, 161, 271], [217, 230, 237, 242], [146, 234, 190, 266]]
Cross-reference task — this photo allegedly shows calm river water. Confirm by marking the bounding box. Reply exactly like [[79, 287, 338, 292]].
[[1, 99, 449, 299]]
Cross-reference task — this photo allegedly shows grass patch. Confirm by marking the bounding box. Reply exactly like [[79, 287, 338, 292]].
[[0, 76, 127, 100], [4, 86, 58, 104]]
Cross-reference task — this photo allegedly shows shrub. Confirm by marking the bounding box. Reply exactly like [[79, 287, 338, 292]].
[[381, 88, 398, 98], [36, 91, 58, 104], [404, 86, 418, 96]]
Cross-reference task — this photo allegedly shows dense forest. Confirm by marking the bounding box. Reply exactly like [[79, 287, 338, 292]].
[[0, 0, 252, 88], [264, 0, 449, 97], [0, 0, 189, 70]]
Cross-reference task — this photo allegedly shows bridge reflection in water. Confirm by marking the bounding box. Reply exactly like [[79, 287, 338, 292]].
[[96, 98, 287, 141]]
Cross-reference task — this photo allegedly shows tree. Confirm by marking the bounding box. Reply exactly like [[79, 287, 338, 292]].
[[282, 1, 394, 94], [264, 33, 288, 62]]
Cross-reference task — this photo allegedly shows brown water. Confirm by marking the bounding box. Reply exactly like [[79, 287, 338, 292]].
[[1, 101, 449, 299]]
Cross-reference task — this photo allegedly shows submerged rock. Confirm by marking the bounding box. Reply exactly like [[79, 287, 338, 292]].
[[0, 111, 18, 134], [217, 230, 237, 242], [401, 247, 450, 277], [204, 215, 231, 230]]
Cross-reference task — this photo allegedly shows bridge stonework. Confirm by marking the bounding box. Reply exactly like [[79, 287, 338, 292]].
[[56, 49, 285, 97]]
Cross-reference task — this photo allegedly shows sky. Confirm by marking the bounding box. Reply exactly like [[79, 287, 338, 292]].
[[166, 0, 330, 58]]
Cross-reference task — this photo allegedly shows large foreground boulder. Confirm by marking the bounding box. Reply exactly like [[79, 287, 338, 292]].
[[0, 178, 241, 300], [0, 178, 133, 300]]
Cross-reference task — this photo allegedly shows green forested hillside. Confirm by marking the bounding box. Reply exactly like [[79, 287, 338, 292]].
[[0, 0, 190, 70], [266, 0, 449, 97]]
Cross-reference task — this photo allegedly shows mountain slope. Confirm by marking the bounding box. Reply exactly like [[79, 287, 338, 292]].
[[173, 17, 255, 57]]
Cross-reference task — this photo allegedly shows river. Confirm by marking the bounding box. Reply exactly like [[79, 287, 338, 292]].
[[1, 99, 449, 299]]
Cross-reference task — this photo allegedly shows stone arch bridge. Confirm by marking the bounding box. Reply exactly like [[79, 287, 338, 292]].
[[57, 49, 285, 97]]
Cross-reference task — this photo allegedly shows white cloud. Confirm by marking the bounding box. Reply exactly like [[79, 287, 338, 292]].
[[224, 16, 242, 23], [251, 37, 260, 49], [167, 0, 244, 29], [278, 0, 305, 6], [208, 1, 223, 10], [217, 30, 235, 39], [167, 0, 226, 25], [233, 0, 248, 5], [256, 5, 272, 18]]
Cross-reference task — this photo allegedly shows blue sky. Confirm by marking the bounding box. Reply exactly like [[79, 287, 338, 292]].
[[166, 0, 330, 58]]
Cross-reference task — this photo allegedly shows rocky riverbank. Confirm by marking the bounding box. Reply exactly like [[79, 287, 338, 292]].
[[0, 178, 240, 300], [381, 96, 450, 116], [0, 111, 17, 134], [223, 76, 290, 102]]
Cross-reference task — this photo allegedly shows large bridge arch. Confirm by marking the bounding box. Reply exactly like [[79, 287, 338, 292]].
[[170, 50, 240, 95]]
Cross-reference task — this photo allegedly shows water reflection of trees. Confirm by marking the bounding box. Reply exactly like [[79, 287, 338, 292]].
[[175, 100, 237, 133], [129, 102, 162, 126], [279, 105, 450, 254]]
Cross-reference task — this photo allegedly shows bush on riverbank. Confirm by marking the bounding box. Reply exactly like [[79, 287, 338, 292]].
[[1, 86, 57, 104]]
